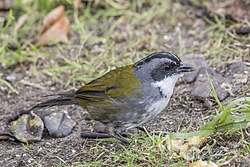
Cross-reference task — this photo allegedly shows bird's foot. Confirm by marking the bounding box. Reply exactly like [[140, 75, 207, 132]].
[[109, 133, 130, 144]]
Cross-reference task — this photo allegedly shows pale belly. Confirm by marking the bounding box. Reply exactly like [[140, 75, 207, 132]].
[[124, 96, 171, 129], [124, 75, 178, 129]]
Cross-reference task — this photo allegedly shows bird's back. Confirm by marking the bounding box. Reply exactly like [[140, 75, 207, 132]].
[[72, 65, 145, 126]]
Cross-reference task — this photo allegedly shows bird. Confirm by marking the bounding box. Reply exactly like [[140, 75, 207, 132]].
[[19, 51, 194, 143]]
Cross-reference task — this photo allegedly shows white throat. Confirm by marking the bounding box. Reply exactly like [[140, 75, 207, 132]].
[[135, 75, 179, 127], [152, 75, 179, 97]]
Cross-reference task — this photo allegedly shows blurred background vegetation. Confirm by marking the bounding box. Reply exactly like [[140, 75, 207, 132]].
[[1, 0, 248, 88]]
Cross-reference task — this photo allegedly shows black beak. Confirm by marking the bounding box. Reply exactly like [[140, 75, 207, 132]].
[[177, 63, 195, 73]]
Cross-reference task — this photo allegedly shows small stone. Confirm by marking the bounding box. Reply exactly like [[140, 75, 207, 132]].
[[182, 54, 210, 83], [197, 67, 216, 76], [235, 24, 250, 35], [182, 54, 208, 69], [44, 110, 76, 137], [191, 81, 210, 99], [184, 71, 198, 83], [215, 86, 229, 101], [190, 61, 248, 103], [191, 73, 230, 101], [5, 73, 23, 83], [225, 61, 247, 77], [44, 112, 63, 135], [6, 74, 16, 83], [185, 67, 216, 83], [10, 112, 44, 143]]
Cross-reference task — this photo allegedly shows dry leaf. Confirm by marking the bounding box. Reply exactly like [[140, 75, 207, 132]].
[[37, 17, 69, 45], [42, 5, 65, 33], [189, 160, 218, 167], [31, 5, 69, 46], [37, 16, 69, 45], [0, 0, 14, 10]]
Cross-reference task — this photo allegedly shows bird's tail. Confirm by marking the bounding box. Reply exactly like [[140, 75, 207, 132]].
[[7, 93, 76, 123], [28, 93, 75, 111]]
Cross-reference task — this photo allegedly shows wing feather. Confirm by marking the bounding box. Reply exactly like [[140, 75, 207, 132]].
[[74, 65, 141, 101]]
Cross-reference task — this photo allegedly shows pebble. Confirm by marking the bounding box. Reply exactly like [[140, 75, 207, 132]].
[[10, 112, 44, 143], [182, 54, 248, 103], [44, 110, 76, 137], [5, 73, 24, 83]]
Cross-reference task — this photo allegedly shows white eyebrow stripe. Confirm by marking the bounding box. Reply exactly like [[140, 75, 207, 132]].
[[170, 52, 181, 62]]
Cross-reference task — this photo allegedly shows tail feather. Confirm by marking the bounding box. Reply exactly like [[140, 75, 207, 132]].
[[6, 93, 76, 123], [29, 93, 74, 111]]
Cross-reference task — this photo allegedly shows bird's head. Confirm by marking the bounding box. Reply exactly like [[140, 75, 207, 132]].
[[134, 52, 194, 82]]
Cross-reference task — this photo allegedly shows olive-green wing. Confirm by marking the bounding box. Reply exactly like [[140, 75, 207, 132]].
[[73, 65, 141, 103]]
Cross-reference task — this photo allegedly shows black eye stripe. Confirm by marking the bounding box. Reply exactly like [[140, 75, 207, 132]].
[[164, 62, 176, 70]]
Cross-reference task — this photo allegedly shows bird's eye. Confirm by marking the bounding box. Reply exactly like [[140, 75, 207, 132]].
[[165, 65, 170, 70]]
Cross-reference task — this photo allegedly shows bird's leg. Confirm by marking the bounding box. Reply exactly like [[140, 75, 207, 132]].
[[81, 131, 110, 138], [81, 126, 130, 144], [113, 129, 130, 138], [106, 126, 130, 144], [81, 131, 129, 143], [109, 133, 130, 144]]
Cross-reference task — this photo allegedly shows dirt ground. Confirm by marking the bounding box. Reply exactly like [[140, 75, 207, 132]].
[[0, 1, 250, 166], [0, 74, 206, 166], [1, 71, 249, 166]]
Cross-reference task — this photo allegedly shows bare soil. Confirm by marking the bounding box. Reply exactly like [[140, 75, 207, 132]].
[[1, 70, 248, 166]]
